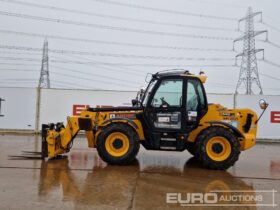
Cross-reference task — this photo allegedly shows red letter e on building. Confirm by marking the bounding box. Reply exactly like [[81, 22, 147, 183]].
[[271, 111, 280, 123], [73, 105, 89, 116]]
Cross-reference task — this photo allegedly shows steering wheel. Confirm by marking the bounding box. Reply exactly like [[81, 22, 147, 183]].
[[160, 97, 170, 107]]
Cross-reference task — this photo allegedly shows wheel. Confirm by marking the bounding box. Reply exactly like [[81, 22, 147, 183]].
[[96, 124, 140, 165], [185, 141, 196, 156], [195, 126, 240, 170]]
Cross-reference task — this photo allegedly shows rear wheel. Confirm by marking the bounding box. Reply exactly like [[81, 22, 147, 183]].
[[97, 124, 140, 165], [195, 126, 240, 170]]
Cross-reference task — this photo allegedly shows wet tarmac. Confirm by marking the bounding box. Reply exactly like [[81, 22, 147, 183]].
[[0, 134, 279, 210]]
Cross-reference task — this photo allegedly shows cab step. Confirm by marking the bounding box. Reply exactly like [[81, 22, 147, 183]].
[[160, 146, 177, 150]]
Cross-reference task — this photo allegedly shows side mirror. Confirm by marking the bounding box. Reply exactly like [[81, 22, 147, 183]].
[[139, 87, 145, 99], [145, 73, 152, 83], [132, 99, 138, 107], [259, 99, 268, 110], [140, 86, 145, 94]]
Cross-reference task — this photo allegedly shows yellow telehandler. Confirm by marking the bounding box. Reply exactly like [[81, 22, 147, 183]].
[[41, 70, 268, 170]]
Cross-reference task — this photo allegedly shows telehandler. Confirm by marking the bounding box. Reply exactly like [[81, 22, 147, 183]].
[[42, 70, 268, 170]]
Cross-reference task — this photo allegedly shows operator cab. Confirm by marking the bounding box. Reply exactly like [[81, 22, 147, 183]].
[[137, 70, 208, 151]]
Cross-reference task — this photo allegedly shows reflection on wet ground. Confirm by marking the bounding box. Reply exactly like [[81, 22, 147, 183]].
[[0, 134, 279, 209]]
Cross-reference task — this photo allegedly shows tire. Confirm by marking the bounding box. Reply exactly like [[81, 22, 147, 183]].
[[185, 141, 196, 156], [96, 124, 140, 165], [195, 126, 240, 170]]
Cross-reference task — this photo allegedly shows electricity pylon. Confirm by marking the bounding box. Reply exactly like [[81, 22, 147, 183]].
[[233, 7, 268, 95], [38, 39, 50, 88]]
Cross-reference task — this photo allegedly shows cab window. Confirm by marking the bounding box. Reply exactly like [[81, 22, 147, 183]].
[[151, 79, 183, 108], [187, 79, 206, 111]]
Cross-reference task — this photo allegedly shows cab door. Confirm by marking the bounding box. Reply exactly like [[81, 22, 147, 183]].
[[144, 78, 187, 150], [186, 78, 208, 129]]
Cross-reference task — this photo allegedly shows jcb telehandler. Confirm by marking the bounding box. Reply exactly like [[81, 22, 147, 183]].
[[42, 70, 268, 170]]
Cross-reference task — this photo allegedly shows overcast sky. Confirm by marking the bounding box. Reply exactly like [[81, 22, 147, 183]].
[[0, 0, 279, 94]]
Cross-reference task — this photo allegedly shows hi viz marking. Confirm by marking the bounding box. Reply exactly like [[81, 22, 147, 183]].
[[271, 111, 280, 123]]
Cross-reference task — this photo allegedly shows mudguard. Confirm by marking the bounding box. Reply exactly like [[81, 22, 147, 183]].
[[101, 118, 139, 130], [207, 121, 244, 138]]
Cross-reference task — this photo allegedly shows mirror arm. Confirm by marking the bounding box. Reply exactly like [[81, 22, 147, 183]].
[[255, 105, 268, 124]]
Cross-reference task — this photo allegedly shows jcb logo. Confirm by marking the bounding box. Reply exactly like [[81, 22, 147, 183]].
[[271, 111, 280, 123]]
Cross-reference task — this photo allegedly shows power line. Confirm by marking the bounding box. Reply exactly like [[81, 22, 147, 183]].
[[236, 61, 280, 83], [0, 44, 235, 60], [0, 68, 37, 72], [0, 63, 140, 89], [0, 83, 37, 87], [259, 73, 280, 81], [50, 82, 73, 89], [51, 65, 142, 85], [0, 55, 145, 76], [52, 79, 137, 90], [0, 30, 234, 51], [53, 53, 145, 74], [261, 59, 280, 68], [54, 53, 147, 78], [0, 56, 143, 76], [0, 78, 37, 81], [51, 55, 144, 76], [51, 71, 138, 88], [257, 40, 280, 50], [207, 82, 235, 88], [0, 11, 235, 40], [51, 81, 99, 89], [262, 22, 280, 33], [0, 60, 236, 68], [88, 0, 238, 21], [264, 15, 280, 27], [0, 56, 236, 66], [0, 50, 41, 56], [0, 44, 234, 54], [186, 0, 246, 9], [0, 0, 237, 32], [51, 54, 144, 77], [48, 50, 235, 61], [262, 87, 280, 91], [51, 79, 101, 89], [0, 62, 40, 66]]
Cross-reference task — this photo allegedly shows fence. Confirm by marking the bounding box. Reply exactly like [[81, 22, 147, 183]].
[[0, 87, 279, 140]]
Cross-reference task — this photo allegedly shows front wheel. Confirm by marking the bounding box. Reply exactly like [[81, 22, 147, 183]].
[[195, 126, 240, 170], [96, 124, 140, 165], [185, 141, 196, 156]]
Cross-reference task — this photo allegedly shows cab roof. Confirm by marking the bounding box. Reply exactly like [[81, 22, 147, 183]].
[[152, 69, 207, 83]]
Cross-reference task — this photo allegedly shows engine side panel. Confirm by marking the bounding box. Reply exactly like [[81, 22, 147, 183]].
[[188, 104, 258, 151]]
